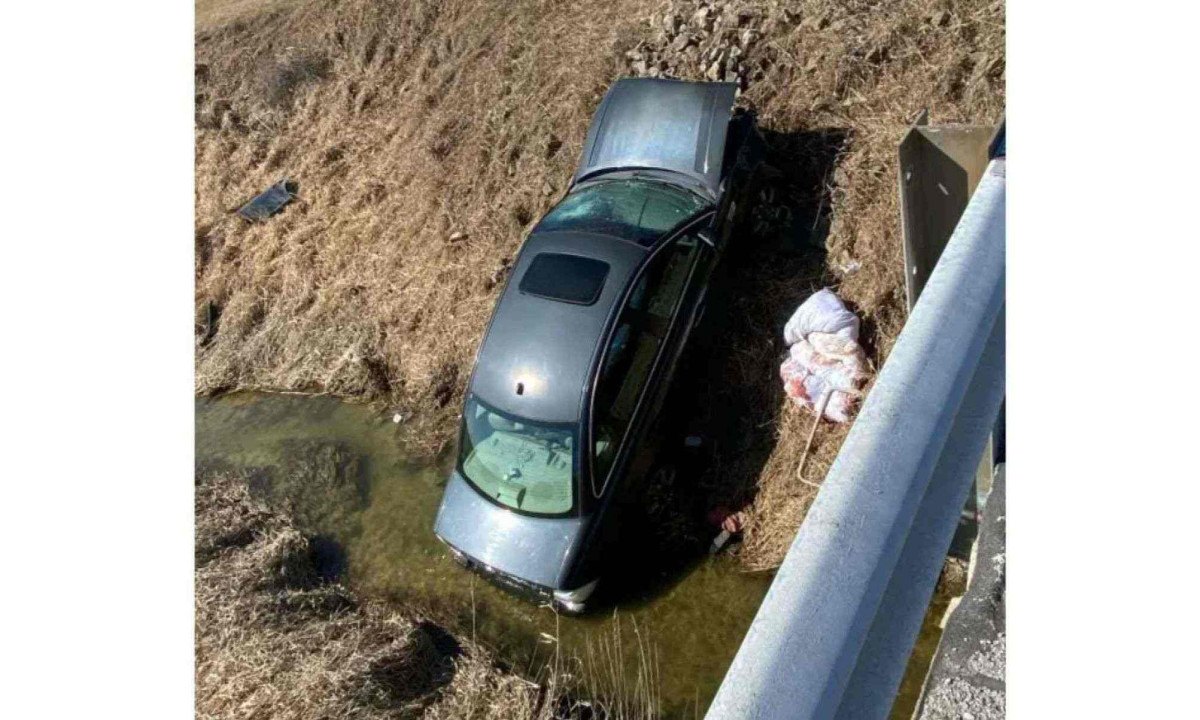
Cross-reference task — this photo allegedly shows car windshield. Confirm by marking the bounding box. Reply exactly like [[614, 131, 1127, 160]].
[[535, 178, 709, 246], [458, 395, 577, 515]]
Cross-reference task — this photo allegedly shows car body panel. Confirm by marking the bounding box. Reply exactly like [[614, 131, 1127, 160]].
[[434, 470, 585, 589], [471, 230, 647, 425], [574, 78, 738, 198], [583, 212, 716, 499]]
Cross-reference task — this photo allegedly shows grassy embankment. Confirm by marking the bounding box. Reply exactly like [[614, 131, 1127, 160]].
[[195, 0, 1003, 715], [195, 0, 1003, 573], [196, 463, 659, 719]]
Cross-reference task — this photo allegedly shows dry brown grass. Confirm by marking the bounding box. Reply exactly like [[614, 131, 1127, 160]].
[[196, 464, 661, 719], [195, 0, 650, 451], [194, 0, 1004, 571], [627, 0, 1004, 570], [733, 0, 1003, 569]]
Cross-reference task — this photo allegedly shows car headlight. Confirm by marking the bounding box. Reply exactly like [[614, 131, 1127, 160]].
[[553, 579, 599, 613]]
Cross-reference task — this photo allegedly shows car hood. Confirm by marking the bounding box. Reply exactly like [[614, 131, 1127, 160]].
[[574, 78, 737, 198], [433, 470, 585, 589]]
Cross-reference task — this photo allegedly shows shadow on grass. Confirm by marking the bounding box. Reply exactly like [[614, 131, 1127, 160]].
[[595, 127, 850, 609], [360, 621, 464, 708]]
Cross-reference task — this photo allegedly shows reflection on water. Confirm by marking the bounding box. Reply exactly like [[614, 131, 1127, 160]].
[[196, 392, 774, 717]]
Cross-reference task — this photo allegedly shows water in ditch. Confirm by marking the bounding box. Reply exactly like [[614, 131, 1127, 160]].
[[196, 391, 775, 717]]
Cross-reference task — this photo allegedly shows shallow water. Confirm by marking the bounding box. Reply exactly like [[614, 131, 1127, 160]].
[[196, 392, 774, 717]]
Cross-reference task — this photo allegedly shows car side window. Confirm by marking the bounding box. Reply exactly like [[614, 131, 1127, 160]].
[[590, 233, 702, 496]]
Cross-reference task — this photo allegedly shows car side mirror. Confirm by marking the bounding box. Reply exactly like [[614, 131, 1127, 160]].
[[697, 228, 717, 249]]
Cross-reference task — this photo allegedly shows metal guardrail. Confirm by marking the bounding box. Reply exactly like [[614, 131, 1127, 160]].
[[706, 155, 1006, 720]]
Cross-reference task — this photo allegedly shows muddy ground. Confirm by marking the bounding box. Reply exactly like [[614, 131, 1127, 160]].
[[194, 0, 1004, 570]]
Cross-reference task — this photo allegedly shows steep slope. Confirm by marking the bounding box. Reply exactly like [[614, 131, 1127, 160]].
[[195, 0, 1004, 570]]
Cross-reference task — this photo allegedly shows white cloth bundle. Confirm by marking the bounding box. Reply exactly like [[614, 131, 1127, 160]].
[[779, 289, 870, 423]]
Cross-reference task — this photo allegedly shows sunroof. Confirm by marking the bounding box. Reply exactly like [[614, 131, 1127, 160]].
[[518, 253, 610, 305]]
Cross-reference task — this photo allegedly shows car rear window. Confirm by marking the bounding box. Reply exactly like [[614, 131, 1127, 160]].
[[534, 178, 709, 247], [458, 395, 577, 516], [518, 253, 610, 305]]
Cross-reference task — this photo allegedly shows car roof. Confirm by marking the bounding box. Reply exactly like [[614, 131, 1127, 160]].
[[469, 230, 647, 424]]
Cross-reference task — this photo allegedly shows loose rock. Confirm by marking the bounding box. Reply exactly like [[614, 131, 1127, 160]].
[[624, 0, 777, 93]]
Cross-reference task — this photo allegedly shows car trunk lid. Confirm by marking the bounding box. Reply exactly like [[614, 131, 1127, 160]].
[[574, 78, 737, 198]]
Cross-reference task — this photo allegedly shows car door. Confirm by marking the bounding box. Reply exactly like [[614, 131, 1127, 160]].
[[588, 217, 714, 504], [640, 221, 717, 431], [566, 222, 712, 586]]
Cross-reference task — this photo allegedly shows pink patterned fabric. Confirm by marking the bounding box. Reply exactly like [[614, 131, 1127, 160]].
[[780, 289, 870, 423]]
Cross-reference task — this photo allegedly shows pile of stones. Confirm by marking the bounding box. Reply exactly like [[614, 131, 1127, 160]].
[[625, 1, 799, 93]]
